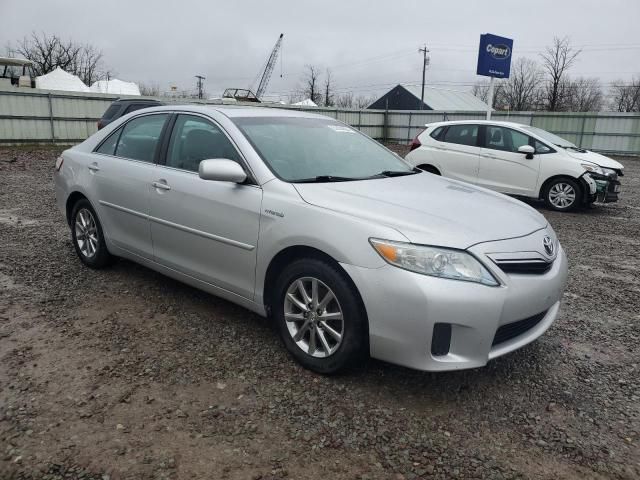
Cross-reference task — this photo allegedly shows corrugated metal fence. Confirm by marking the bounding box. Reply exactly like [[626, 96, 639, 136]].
[[2, 87, 640, 155]]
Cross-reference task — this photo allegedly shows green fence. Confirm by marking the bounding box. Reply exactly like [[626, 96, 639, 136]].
[[1, 87, 639, 155]]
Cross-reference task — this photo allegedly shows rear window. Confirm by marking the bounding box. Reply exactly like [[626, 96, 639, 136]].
[[102, 104, 121, 120], [124, 103, 154, 115], [442, 124, 478, 147], [430, 126, 444, 140]]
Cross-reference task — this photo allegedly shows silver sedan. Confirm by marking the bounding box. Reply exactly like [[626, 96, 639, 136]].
[[54, 106, 568, 373]]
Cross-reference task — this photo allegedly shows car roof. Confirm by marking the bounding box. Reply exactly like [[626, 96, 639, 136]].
[[425, 120, 529, 129], [136, 104, 331, 120]]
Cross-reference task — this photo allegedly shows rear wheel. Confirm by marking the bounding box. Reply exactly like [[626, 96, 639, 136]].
[[543, 178, 581, 212], [71, 199, 114, 268], [418, 164, 440, 175], [273, 258, 367, 374]]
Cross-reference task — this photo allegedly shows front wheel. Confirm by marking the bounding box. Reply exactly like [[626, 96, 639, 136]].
[[273, 258, 368, 374], [543, 178, 582, 212]]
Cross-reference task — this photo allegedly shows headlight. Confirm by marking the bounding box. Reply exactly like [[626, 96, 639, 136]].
[[369, 238, 499, 286], [581, 163, 603, 175]]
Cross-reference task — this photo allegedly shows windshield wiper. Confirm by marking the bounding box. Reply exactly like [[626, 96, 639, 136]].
[[367, 169, 419, 178], [294, 175, 360, 183]]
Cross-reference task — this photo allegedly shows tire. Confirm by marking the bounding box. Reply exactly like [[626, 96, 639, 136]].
[[70, 199, 114, 268], [273, 258, 368, 374], [418, 165, 440, 175], [542, 177, 582, 212]]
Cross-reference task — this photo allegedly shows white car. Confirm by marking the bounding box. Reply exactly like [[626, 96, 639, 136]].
[[405, 121, 624, 212]]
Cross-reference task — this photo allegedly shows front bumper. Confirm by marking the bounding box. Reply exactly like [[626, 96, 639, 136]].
[[584, 172, 621, 203], [341, 232, 568, 372]]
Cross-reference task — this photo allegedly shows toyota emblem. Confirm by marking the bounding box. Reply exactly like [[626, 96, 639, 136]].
[[543, 236, 554, 256]]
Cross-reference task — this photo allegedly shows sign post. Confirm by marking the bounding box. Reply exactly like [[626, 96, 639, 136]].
[[476, 33, 513, 120]]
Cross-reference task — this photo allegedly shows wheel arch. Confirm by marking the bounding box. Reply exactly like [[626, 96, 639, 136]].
[[538, 174, 584, 200], [65, 191, 90, 226], [262, 245, 369, 331]]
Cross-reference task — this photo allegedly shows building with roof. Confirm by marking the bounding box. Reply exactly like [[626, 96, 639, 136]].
[[368, 84, 490, 111]]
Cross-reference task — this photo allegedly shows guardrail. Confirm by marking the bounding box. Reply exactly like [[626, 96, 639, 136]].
[[1, 87, 639, 155]]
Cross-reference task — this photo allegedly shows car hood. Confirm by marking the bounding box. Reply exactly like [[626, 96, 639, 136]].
[[293, 173, 547, 249], [563, 148, 624, 170]]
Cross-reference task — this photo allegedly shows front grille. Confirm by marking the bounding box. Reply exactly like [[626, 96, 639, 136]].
[[492, 310, 547, 347], [494, 259, 553, 275]]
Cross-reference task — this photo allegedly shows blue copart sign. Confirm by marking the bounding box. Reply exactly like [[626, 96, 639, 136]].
[[477, 34, 513, 79]]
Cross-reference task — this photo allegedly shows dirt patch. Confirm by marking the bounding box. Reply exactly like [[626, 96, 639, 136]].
[[1, 146, 639, 480]]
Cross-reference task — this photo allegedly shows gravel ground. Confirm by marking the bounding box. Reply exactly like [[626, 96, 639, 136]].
[[0, 145, 639, 480]]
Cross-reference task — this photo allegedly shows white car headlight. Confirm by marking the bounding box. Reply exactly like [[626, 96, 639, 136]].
[[369, 238, 499, 286], [581, 163, 603, 175]]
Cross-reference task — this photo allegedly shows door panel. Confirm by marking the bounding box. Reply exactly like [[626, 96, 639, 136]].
[[149, 169, 262, 299], [149, 114, 261, 300], [477, 126, 541, 196], [92, 156, 155, 258], [437, 124, 480, 184], [90, 113, 169, 258]]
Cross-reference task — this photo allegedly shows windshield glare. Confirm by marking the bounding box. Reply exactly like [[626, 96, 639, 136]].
[[523, 125, 575, 148], [232, 117, 413, 182]]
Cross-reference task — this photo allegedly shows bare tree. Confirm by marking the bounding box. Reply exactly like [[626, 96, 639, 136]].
[[302, 64, 322, 104], [287, 91, 305, 104], [354, 95, 375, 109], [564, 77, 603, 112], [471, 79, 504, 108], [324, 68, 334, 107], [501, 58, 544, 111], [540, 37, 581, 111], [70, 43, 105, 85], [336, 92, 354, 108], [8, 32, 108, 85], [139, 82, 160, 97], [609, 77, 640, 112]]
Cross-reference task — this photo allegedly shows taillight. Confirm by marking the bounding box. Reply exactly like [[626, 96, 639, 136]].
[[55, 155, 64, 171], [409, 134, 422, 152]]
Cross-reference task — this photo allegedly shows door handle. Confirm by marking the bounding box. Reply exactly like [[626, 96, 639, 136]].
[[152, 180, 171, 191], [88, 163, 100, 172]]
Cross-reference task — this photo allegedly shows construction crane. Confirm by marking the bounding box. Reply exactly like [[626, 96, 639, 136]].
[[254, 33, 284, 99], [223, 33, 284, 103]]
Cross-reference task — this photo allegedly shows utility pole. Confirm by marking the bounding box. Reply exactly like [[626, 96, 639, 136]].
[[195, 75, 206, 99], [419, 45, 430, 110]]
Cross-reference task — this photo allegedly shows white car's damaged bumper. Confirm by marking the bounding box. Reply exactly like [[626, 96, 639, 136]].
[[342, 228, 568, 372]]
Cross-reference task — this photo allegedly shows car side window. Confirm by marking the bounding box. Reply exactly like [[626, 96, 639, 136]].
[[485, 126, 530, 153], [442, 124, 478, 147], [166, 114, 240, 173], [114, 114, 168, 163], [95, 128, 122, 155]]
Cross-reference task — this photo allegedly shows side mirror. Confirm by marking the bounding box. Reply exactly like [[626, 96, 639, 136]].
[[199, 159, 247, 183], [518, 145, 535, 159]]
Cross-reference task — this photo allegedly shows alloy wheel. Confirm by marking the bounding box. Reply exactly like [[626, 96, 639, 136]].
[[283, 276, 344, 358], [548, 182, 576, 209], [74, 208, 98, 258]]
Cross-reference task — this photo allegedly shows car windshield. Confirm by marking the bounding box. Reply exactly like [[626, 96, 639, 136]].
[[232, 116, 415, 182], [523, 125, 576, 148]]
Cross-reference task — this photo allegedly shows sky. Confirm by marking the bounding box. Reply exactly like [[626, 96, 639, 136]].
[[2, 0, 639, 101]]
